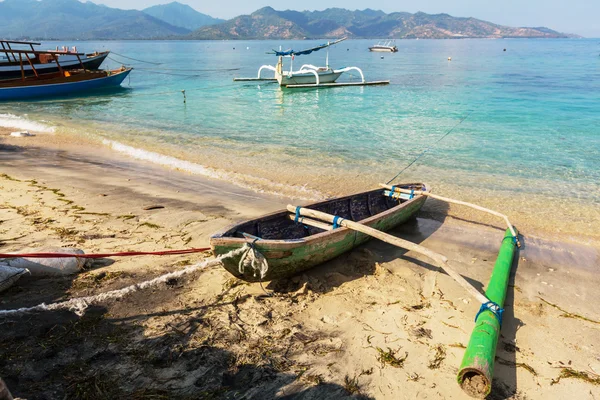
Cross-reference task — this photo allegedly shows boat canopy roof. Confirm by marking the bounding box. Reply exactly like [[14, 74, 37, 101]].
[[271, 37, 346, 57], [0, 40, 41, 46], [0, 49, 85, 56]]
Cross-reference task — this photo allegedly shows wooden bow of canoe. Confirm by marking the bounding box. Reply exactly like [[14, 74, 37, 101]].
[[210, 183, 428, 282]]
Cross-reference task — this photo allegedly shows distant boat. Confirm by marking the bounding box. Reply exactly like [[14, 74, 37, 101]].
[[0, 48, 131, 101], [234, 38, 389, 88], [369, 40, 398, 53], [0, 40, 109, 80]]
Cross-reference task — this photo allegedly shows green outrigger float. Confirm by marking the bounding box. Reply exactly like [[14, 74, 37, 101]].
[[210, 183, 427, 282]]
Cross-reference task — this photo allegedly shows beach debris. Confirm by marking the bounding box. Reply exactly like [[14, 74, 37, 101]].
[[538, 297, 600, 325], [502, 341, 520, 353], [0, 264, 29, 293], [428, 345, 447, 369], [376, 347, 408, 368], [137, 222, 162, 230], [406, 372, 421, 382], [2, 247, 88, 276], [551, 367, 600, 386], [496, 357, 537, 376], [343, 375, 361, 395], [411, 327, 433, 339], [9, 130, 34, 137], [143, 205, 165, 210]]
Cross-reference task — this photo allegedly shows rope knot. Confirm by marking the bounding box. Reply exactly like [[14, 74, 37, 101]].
[[238, 241, 269, 280]]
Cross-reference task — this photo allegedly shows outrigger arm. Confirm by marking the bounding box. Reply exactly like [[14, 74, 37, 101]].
[[287, 204, 490, 304]]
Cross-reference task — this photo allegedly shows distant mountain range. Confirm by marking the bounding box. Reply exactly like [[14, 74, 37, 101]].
[[0, 0, 579, 40], [143, 2, 224, 31], [188, 7, 578, 40], [0, 0, 189, 39]]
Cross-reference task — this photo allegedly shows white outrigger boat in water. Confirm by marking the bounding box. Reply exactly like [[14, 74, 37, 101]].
[[234, 38, 389, 89]]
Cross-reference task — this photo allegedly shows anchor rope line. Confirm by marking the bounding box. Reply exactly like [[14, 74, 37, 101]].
[[107, 56, 240, 74], [125, 66, 241, 73], [0, 247, 211, 259], [0, 246, 251, 317], [386, 110, 473, 184], [109, 51, 163, 65]]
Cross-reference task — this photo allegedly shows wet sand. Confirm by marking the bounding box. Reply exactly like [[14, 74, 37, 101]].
[[1, 129, 599, 399]]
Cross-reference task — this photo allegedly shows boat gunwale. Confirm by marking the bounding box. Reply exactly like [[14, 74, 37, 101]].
[[0, 51, 109, 69], [210, 183, 428, 248], [0, 67, 132, 90]]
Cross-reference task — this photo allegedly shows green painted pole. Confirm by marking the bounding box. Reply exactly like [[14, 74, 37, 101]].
[[457, 228, 518, 398]]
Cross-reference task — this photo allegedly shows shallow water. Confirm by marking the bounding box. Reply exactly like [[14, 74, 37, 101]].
[[1, 39, 599, 242]]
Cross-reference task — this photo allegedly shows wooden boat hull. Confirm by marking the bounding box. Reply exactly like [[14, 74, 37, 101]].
[[0, 68, 131, 101], [210, 183, 427, 282], [278, 70, 343, 86], [0, 52, 109, 80]]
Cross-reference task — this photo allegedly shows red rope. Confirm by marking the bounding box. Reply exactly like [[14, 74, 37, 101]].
[[0, 248, 211, 259]]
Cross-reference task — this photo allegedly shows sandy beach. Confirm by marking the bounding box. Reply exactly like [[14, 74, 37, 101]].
[[1, 129, 599, 399]]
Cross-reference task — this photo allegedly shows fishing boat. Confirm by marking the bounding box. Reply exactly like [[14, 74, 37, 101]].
[[210, 183, 427, 281], [0, 40, 109, 80], [234, 38, 389, 88], [0, 49, 131, 101], [369, 40, 398, 52]]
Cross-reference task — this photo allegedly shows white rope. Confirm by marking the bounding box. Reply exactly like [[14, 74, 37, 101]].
[[0, 246, 250, 317], [238, 242, 269, 280]]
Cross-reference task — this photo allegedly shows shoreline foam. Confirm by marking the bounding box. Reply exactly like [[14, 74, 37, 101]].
[[1, 113, 599, 248]]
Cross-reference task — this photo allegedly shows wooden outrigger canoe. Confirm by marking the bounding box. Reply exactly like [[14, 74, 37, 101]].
[[210, 183, 427, 282]]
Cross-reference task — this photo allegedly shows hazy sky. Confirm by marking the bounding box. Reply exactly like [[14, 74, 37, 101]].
[[88, 0, 598, 37]]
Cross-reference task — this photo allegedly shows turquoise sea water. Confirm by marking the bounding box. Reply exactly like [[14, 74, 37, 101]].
[[1, 39, 599, 238]]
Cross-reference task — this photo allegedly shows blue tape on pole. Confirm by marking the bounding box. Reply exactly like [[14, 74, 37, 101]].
[[332, 216, 341, 229], [389, 186, 396, 198], [294, 206, 301, 223], [409, 189, 415, 199], [475, 301, 505, 327]]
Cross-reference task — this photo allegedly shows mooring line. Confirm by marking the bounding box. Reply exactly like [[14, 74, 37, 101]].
[[109, 51, 163, 65], [386, 110, 473, 184]]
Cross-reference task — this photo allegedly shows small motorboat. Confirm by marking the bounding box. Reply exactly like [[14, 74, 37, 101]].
[[369, 40, 398, 53], [210, 183, 427, 281]]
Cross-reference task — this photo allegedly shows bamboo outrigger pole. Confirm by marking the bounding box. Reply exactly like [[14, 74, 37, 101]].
[[287, 204, 489, 304], [379, 184, 520, 247], [457, 228, 518, 398]]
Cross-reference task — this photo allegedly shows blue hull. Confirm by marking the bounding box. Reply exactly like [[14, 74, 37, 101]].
[[0, 69, 131, 101]]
